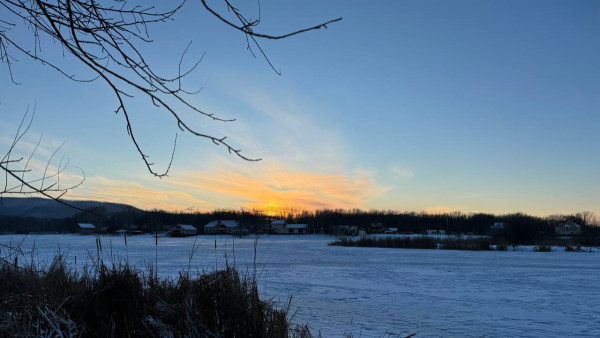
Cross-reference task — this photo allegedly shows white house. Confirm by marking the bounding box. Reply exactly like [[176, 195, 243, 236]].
[[555, 221, 582, 236], [268, 220, 287, 234], [204, 220, 239, 234], [76, 223, 96, 235], [170, 224, 197, 237]]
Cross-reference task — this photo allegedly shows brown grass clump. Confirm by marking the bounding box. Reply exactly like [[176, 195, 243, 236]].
[[0, 255, 303, 337], [329, 236, 438, 249], [439, 238, 492, 251], [533, 245, 552, 252]]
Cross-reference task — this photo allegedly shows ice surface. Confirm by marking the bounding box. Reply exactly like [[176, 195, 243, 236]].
[[1, 234, 599, 337]]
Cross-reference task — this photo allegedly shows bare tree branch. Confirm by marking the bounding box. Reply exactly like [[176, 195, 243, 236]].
[[0, 0, 341, 209], [0, 108, 100, 217]]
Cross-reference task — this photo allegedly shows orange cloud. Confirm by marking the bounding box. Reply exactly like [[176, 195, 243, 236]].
[[67, 163, 388, 213], [419, 206, 457, 215], [172, 164, 388, 212]]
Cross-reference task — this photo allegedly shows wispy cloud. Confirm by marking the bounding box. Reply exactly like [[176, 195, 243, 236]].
[[68, 176, 211, 211], [390, 166, 415, 179], [35, 73, 389, 212], [208, 74, 347, 173]]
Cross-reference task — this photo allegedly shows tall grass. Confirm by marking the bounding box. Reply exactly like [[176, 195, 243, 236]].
[[0, 253, 308, 337], [330, 236, 497, 251], [439, 238, 492, 251]]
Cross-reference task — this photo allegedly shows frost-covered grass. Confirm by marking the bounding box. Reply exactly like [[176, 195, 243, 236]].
[[0, 253, 298, 337], [1, 234, 599, 337]]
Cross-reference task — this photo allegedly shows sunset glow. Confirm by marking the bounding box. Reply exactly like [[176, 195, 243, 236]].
[[1, 1, 598, 217]]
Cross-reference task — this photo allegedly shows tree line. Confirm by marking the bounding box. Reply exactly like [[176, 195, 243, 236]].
[[1, 208, 598, 243]]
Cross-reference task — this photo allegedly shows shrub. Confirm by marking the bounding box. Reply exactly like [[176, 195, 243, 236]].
[[496, 244, 508, 251], [440, 238, 492, 251], [533, 245, 552, 252]]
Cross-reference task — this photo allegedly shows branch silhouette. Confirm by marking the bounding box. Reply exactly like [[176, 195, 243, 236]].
[[0, 108, 108, 218], [1, 0, 341, 178]]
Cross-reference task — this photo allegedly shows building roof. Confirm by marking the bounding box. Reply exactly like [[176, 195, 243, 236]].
[[285, 224, 307, 229], [271, 220, 286, 225], [221, 220, 238, 228], [560, 221, 581, 228], [77, 223, 95, 229], [177, 224, 197, 231], [204, 220, 238, 228], [204, 221, 219, 228]]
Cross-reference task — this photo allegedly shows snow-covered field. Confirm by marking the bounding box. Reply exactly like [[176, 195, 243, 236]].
[[1, 234, 599, 337]]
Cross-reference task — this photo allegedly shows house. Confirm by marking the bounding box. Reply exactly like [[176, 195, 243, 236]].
[[169, 224, 197, 237], [369, 222, 385, 234], [555, 221, 582, 236], [204, 220, 239, 234], [426, 229, 445, 236], [266, 220, 287, 234], [284, 224, 308, 234], [76, 223, 96, 235], [265, 220, 307, 234], [347, 226, 361, 236], [337, 225, 364, 236]]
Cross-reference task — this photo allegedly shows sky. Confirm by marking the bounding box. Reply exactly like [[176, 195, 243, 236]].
[[1, 0, 598, 217]]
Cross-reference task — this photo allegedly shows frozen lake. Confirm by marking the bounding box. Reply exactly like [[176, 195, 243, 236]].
[[1, 234, 599, 337]]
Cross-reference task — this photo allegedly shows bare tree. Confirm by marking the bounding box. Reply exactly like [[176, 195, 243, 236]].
[[576, 211, 598, 227], [0, 106, 92, 213]]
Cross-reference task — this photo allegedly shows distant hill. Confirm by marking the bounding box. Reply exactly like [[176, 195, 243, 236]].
[[0, 197, 139, 219]]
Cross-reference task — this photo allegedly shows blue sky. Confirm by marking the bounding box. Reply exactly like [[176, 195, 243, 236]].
[[1, 0, 598, 216]]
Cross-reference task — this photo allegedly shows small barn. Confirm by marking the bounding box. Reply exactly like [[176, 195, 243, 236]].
[[76, 223, 96, 235]]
